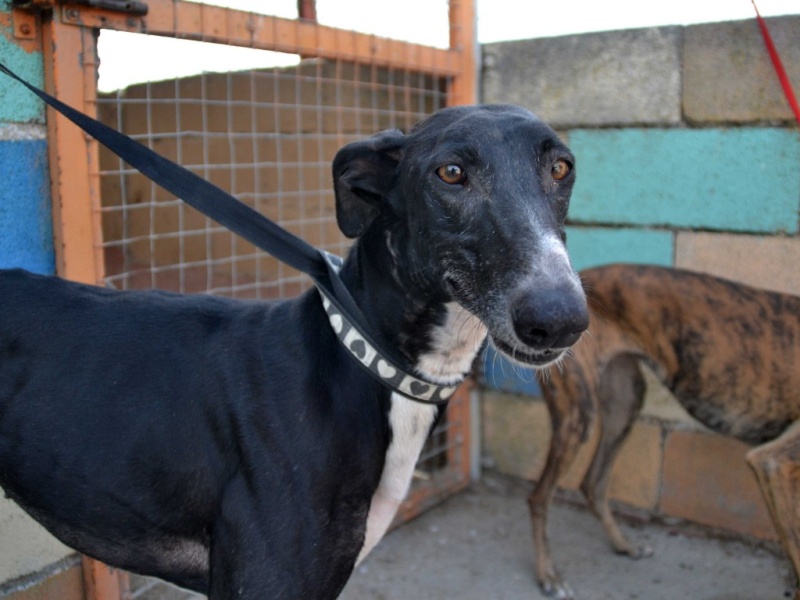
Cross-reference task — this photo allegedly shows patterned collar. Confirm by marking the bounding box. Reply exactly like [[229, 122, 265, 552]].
[[316, 252, 461, 404]]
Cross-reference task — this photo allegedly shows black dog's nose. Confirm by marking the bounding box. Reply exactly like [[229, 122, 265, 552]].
[[511, 283, 589, 350]]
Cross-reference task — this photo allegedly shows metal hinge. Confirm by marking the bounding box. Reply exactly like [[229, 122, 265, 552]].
[[12, 0, 147, 16], [12, 0, 148, 34]]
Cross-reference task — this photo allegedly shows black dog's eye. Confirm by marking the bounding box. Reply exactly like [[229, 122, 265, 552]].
[[551, 159, 571, 181], [436, 164, 466, 185]]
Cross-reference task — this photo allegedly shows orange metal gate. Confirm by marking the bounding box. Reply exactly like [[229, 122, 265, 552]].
[[10, 2, 475, 598]]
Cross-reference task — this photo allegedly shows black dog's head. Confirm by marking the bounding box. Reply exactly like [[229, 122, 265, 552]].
[[332, 104, 588, 368]]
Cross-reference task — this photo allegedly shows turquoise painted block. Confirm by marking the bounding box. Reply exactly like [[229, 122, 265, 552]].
[[566, 226, 674, 272], [569, 128, 800, 234], [0, 140, 55, 274], [0, 23, 45, 123]]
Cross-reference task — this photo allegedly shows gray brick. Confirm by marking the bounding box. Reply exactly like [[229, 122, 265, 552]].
[[683, 16, 800, 123], [481, 27, 682, 128]]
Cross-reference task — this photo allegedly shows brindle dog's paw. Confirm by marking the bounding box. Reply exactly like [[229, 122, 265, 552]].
[[612, 538, 654, 560], [539, 572, 575, 600], [626, 542, 654, 560]]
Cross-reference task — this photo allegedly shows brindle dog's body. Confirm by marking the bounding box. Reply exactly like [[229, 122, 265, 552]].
[[530, 263, 800, 599]]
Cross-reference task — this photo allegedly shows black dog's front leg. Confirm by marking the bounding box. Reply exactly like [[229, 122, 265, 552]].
[[209, 473, 357, 600]]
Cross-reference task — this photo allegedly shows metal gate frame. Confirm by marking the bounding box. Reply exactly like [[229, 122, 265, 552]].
[[10, 2, 476, 598]]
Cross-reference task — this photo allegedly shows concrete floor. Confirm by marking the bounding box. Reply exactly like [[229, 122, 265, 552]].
[[340, 472, 790, 600], [139, 472, 790, 600]]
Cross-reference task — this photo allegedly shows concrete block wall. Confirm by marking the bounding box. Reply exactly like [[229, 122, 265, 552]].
[[0, 11, 53, 275], [480, 15, 800, 542]]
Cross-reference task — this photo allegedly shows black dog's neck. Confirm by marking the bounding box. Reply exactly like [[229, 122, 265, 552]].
[[337, 226, 487, 386]]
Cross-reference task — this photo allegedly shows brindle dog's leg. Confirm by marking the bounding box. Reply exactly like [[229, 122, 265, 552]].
[[531, 369, 594, 599], [747, 421, 800, 600], [580, 354, 653, 559]]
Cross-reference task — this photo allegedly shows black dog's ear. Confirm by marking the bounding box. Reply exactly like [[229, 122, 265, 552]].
[[332, 129, 406, 238]]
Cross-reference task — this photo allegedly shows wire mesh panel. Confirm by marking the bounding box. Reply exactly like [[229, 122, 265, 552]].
[[98, 54, 447, 296]]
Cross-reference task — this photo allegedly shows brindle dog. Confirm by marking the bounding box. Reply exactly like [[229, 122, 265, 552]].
[[529, 263, 800, 599]]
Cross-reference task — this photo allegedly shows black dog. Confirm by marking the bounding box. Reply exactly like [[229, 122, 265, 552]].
[[0, 105, 588, 599]]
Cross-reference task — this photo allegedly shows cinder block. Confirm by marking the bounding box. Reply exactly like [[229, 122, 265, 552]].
[[568, 128, 800, 233], [609, 421, 663, 511], [481, 391, 596, 488], [482, 27, 682, 128], [482, 391, 549, 481], [566, 227, 674, 272], [661, 429, 777, 540], [480, 346, 541, 396], [0, 140, 55, 274], [0, 21, 45, 124], [5, 563, 85, 600], [684, 16, 800, 123], [675, 232, 800, 296]]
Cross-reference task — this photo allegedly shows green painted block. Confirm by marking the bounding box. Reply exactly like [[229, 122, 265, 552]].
[[568, 128, 800, 234], [0, 26, 45, 123], [566, 226, 674, 272]]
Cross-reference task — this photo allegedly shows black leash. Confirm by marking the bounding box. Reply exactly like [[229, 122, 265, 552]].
[[0, 62, 458, 404]]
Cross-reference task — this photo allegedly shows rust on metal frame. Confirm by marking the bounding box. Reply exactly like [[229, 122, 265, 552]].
[[449, 380, 474, 487], [10, 8, 36, 39]]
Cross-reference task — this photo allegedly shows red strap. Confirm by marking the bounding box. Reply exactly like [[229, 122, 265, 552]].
[[751, 0, 800, 125]]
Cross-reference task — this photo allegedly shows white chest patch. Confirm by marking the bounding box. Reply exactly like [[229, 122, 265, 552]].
[[357, 394, 437, 564], [356, 302, 486, 563], [416, 302, 487, 385]]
